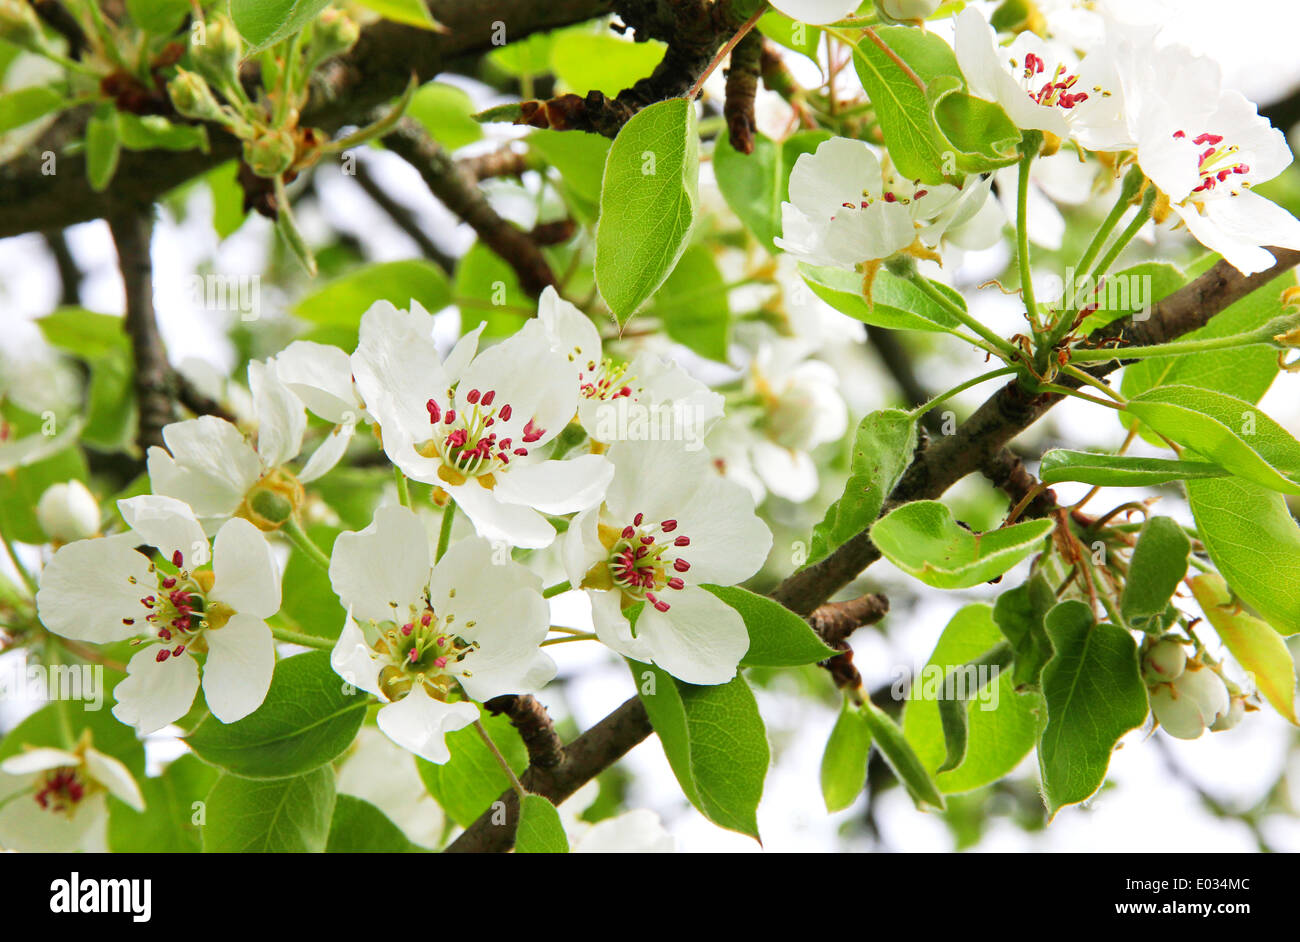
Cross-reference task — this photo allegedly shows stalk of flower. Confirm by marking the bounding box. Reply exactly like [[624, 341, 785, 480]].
[[352, 299, 613, 549], [35, 495, 282, 733], [563, 438, 772, 685], [327, 505, 554, 763]]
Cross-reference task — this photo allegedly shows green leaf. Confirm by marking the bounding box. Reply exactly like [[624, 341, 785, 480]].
[[859, 698, 944, 810], [528, 128, 611, 222], [407, 81, 484, 152], [1120, 516, 1191, 629], [0, 85, 66, 134], [294, 259, 452, 348], [1038, 448, 1229, 487], [806, 408, 917, 568], [821, 697, 872, 812], [326, 794, 427, 851], [85, 105, 121, 193], [230, 0, 331, 54], [758, 11, 821, 60], [871, 501, 1054, 589], [118, 113, 209, 152], [515, 794, 570, 853], [416, 712, 528, 827], [202, 765, 336, 852], [279, 525, 346, 639], [904, 604, 1041, 793], [0, 425, 88, 543], [631, 660, 768, 839], [204, 161, 248, 240], [452, 242, 530, 338], [595, 98, 699, 325], [702, 584, 835, 667], [929, 77, 1022, 173], [1187, 476, 1300, 635], [126, 0, 190, 34], [992, 572, 1056, 690], [1124, 385, 1300, 495], [549, 32, 666, 97], [798, 263, 965, 332], [646, 244, 731, 362], [1190, 573, 1297, 723], [107, 755, 217, 853], [851, 26, 960, 185], [1077, 261, 1186, 334], [184, 652, 368, 779], [1037, 601, 1149, 817], [354, 0, 441, 30], [713, 129, 829, 252]]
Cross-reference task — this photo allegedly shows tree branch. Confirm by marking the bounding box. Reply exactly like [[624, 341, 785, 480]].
[[349, 159, 457, 273]]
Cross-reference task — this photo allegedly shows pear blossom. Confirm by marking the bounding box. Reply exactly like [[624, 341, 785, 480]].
[[572, 809, 676, 853], [776, 137, 991, 273], [879, 0, 940, 22], [0, 738, 144, 853], [328, 505, 554, 763], [954, 8, 1128, 151], [35, 495, 281, 734], [766, 0, 859, 26], [273, 339, 373, 480], [147, 359, 339, 531], [352, 299, 613, 549], [36, 480, 100, 543], [535, 286, 724, 450], [563, 438, 772, 685]]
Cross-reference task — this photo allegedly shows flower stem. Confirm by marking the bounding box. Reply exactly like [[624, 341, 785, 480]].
[[270, 626, 335, 650], [1017, 138, 1042, 336], [436, 501, 456, 563], [393, 466, 411, 508], [474, 719, 527, 801], [906, 271, 1021, 362], [283, 517, 331, 571], [908, 367, 1019, 419], [540, 633, 597, 646], [0, 526, 38, 595], [542, 580, 572, 599]]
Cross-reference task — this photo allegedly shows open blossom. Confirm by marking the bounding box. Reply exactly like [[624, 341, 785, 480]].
[[0, 739, 144, 853], [766, 0, 858, 26], [563, 438, 772, 685], [147, 359, 335, 531], [36, 495, 281, 733], [954, 8, 1127, 151], [328, 505, 554, 763], [273, 338, 373, 479], [352, 299, 613, 549], [776, 137, 991, 272], [535, 286, 723, 448]]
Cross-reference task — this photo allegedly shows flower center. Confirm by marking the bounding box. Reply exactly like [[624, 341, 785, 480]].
[[1011, 53, 1094, 110], [605, 513, 691, 612], [369, 601, 479, 702], [578, 357, 635, 401], [35, 766, 87, 816], [124, 550, 219, 662], [1173, 129, 1252, 195], [416, 387, 545, 485]]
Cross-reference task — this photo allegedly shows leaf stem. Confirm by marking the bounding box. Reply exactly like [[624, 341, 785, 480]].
[[282, 517, 332, 572], [270, 626, 335, 650], [906, 271, 1020, 361], [909, 366, 1019, 419], [474, 719, 528, 801]]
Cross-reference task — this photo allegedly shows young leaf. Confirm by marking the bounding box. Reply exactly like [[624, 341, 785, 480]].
[[1189, 574, 1298, 724], [1124, 385, 1300, 495], [0, 85, 67, 135], [202, 765, 336, 852], [798, 263, 965, 332], [1037, 601, 1149, 817], [515, 794, 570, 853], [870, 501, 1055, 589], [354, 0, 442, 30], [647, 244, 731, 362], [184, 651, 368, 780], [416, 712, 528, 827], [1038, 449, 1229, 487], [702, 584, 835, 667], [1187, 477, 1300, 635], [85, 105, 121, 193], [595, 98, 700, 326], [407, 82, 483, 151], [805, 408, 917, 568], [326, 795, 427, 852], [929, 76, 1022, 173], [294, 259, 452, 348], [631, 661, 769, 840], [859, 698, 944, 810], [821, 698, 872, 813], [904, 604, 1041, 793], [1120, 516, 1191, 629], [230, 0, 332, 54], [993, 572, 1057, 690]]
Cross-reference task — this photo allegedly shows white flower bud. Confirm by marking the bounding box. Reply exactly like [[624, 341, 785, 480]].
[[1142, 639, 1187, 684], [1210, 697, 1246, 733], [1151, 664, 1230, 740], [36, 481, 100, 543], [881, 0, 942, 21]]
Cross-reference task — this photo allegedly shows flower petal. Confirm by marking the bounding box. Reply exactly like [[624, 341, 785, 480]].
[[84, 747, 145, 812], [634, 586, 748, 685], [36, 535, 155, 643], [112, 647, 200, 735], [494, 454, 613, 515], [209, 517, 281, 617], [328, 504, 431, 623], [249, 358, 308, 470], [376, 685, 479, 764], [202, 613, 275, 724], [118, 494, 208, 567]]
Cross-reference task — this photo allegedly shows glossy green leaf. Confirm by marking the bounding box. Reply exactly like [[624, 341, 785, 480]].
[[326, 794, 427, 852], [407, 82, 484, 151], [86, 105, 120, 193], [1187, 476, 1300, 634], [126, 0, 190, 33], [806, 408, 917, 569], [185, 652, 368, 779], [528, 128, 611, 222], [0, 85, 66, 134], [595, 98, 699, 325], [202, 766, 336, 852], [1038, 448, 1229, 487], [230, 0, 331, 54], [294, 259, 452, 348], [631, 660, 768, 839], [1120, 517, 1191, 629], [1077, 261, 1186, 335], [355, 0, 441, 29], [107, 754, 217, 853], [515, 794, 570, 853], [821, 698, 872, 812], [549, 32, 666, 96], [452, 241, 531, 337], [992, 571, 1057, 690], [798, 263, 965, 332], [714, 129, 829, 252], [118, 113, 208, 152], [416, 712, 528, 827], [1037, 601, 1149, 817], [860, 698, 944, 810], [871, 501, 1054, 589], [703, 584, 835, 667], [647, 244, 730, 362], [929, 76, 1022, 173]]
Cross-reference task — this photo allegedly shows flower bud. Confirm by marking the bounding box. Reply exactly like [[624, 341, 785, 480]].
[[311, 9, 360, 61], [36, 481, 100, 543], [1142, 639, 1187, 684], [243, 128, 297, 178], [1150, 663, 1230, 740], [1210, 696, 1246, 733], [880, 0, 941, 21], [168, 69, 226, 123], [191, 15, 243, 89]]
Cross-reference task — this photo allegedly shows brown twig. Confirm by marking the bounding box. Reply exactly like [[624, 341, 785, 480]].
[[721, 25, 762, 153], [483, 694, 565, 769], [348, 159, 457, 273]]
